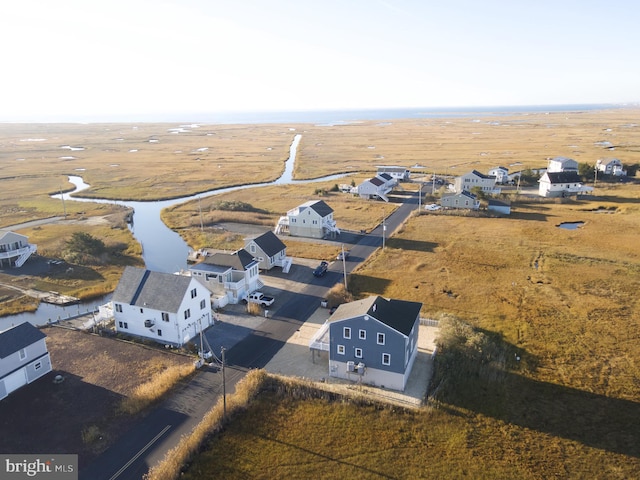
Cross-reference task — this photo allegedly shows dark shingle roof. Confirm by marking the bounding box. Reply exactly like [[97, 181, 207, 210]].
[[308, 200, 333, 217], [112, 266, 193, 313], [330, 296, 422, 336], [471, 169, 492, 179], [545, 171, 582, 183], [0, 322, 46, 359], [202, 248, 257, 271], [369, 177, 385, 186], [249, 231, 286, 257], [378, 173, 393, 181]]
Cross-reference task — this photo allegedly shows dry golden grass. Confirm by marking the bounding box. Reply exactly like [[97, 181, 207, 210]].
[[350, 183, 640, 401], [119, 364, 195, 416]]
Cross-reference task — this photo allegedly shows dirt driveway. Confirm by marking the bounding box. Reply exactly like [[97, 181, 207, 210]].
[[0, 326, 193, 468]]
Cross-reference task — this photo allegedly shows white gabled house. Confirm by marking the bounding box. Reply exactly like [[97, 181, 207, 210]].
[[0, 322, 52, 401], [547, 156, 578, 173], [309, 296, 422, 391], [454, 170, 500, 195], [538, 171, 593, 197], [244, 231, 291, 273], [275, 200, 340, 239], [357, 173, 396, 202], [189, 249, 261, 308], [377, 166, 410, 181], [488, 166, 509, 184], [112, 266, 212, 347], [0, 231, 37, 269]]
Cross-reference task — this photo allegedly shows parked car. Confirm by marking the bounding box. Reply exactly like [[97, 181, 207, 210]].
[[337, 250, 350, 260], [313, 261, 329, 277], [425, 203, 441, 211], [244, 291, 275, 307]]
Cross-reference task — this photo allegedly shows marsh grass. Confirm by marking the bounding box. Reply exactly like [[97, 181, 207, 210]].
[[119, 364, 195, 416]]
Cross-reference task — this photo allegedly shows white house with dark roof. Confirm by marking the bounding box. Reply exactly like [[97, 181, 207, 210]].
[[377, 166, 410, 181], [0, 231, 37, 269], [357, 173, 396, 202], [112, 266, 212, 346], [547, 156, 579, 173], [189, 248, 261, 307], [488, 166, 509, 184], [310, 296, 422, 391], [244, 230, 291, 273], [0, 322, 52, 400], [454, 170, 499, 194], [275, 200, 340, 239], [538, 171, 593, 197]]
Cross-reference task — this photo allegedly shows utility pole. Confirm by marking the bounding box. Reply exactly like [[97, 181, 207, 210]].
[[382, 213, 386, 250], [341, 244, 347, 289], [198, 196, 204, 231], [221, 347, 227, 420], [418, 182, 422, 211]]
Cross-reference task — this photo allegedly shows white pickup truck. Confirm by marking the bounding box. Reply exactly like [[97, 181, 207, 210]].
[[245, 292, 275, 307]]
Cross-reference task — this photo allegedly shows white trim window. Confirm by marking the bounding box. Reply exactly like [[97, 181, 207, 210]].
[[162, 312, 170, 322], [18, 349, 26, 361], [355, 348, 363, 358], [377, 333, 385, 345], [115, 303, 123, 313], [337, 345, 345, 355], [343, 327, 351, 339], [382, 353, 391, 366], [359, 329, 366, 340]]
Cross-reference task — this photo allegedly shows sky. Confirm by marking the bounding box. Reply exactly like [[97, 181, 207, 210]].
[[1, 0, 638, 121]]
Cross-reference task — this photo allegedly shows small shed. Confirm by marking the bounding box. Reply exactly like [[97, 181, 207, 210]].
[[487, 199, 511, 215]]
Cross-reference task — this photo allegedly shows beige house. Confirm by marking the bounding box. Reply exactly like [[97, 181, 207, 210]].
[[454, 170, 499, 194], [275, 200, 340, 239]]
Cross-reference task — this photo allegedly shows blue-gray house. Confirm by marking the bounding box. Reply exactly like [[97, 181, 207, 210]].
[[0, 322, 52, 401], [312, 295, 422, 391]]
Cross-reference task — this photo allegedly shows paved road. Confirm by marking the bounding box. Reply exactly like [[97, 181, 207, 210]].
[[80, 190, 420, 480]]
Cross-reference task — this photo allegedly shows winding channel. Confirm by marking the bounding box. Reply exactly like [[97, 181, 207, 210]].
[[2, 134, 349, 328], [51, 134, 348, 272]]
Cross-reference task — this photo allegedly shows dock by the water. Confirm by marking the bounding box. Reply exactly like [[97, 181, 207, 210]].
[[40, 291, 80, 306]]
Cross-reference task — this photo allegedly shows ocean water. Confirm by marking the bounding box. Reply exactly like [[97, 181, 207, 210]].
[[5, 104, 627, 125]]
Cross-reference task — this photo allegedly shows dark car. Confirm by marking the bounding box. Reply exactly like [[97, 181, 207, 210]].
[[313, 261, 329, 277]]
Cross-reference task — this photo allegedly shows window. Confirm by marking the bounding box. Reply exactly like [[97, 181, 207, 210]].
[[34, 361, 42, 370], [118, 321, 123, 328], [123, 322, 128, 329], [184, 309, 191, 320], [355, 348, 363, 358], [250, 244, 256, 253], [162, 312, 169, 322], [382, 353, 391, 365], [157, 329, 162, 337], [19, 349, 26, 360], [191, 288, 197, 299], [359, 329, 366, 340], [343, 327, 351, 339], [377, 333, 385, 345], [200, 299, 206, 309], [140, 308, 144, 314], [115, 303, 122, 313], [337, 345, 345, 355]]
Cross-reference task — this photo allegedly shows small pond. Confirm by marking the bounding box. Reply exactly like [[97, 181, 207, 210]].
[[557, 221, 585, 230]]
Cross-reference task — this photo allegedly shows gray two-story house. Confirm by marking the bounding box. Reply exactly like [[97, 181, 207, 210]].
[[311, 295, 422, 391], [0, 322, 52, 400]]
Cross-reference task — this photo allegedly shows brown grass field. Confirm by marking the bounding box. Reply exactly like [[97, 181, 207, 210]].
[[2, 109, 640, 478]]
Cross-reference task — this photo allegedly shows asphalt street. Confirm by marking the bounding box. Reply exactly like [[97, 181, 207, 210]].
[[80, 190, 420, 480]]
